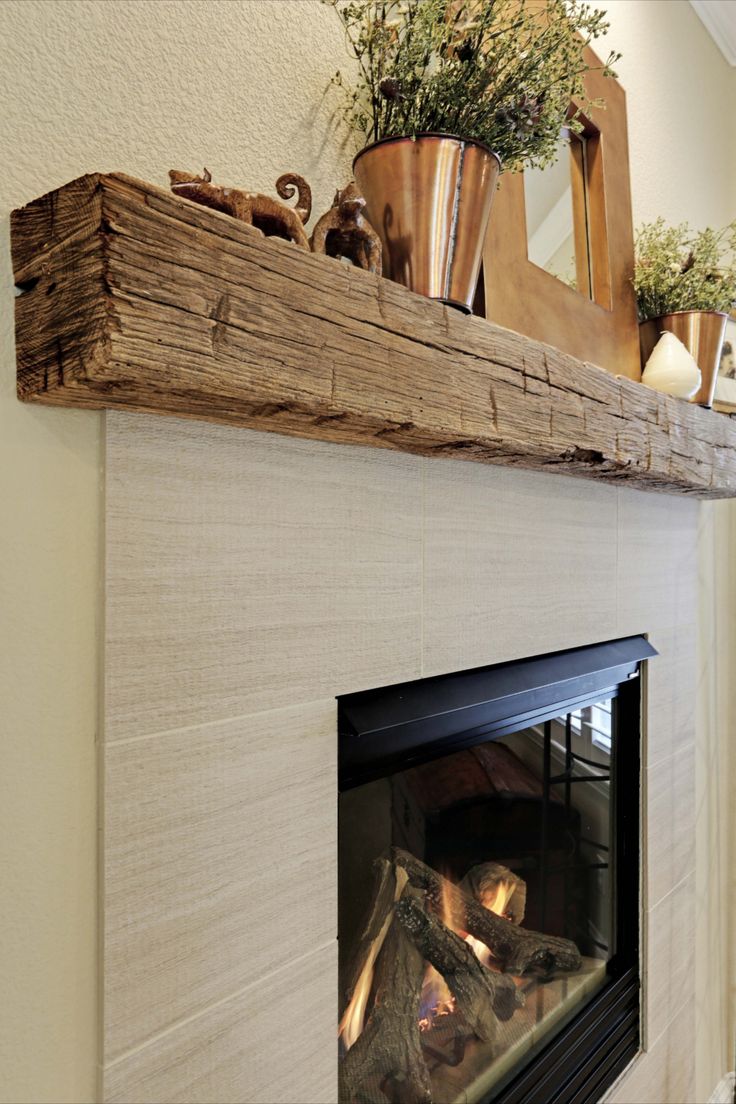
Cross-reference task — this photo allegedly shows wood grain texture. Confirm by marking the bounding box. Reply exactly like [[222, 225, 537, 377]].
[[103, 699, 336, 1059], [11, 171, 736, 499], [103, 942, 337, 1104], [482, 47, 640, 381]]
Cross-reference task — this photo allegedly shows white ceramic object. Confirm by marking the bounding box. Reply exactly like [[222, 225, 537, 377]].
[[641, 331, 701, 399]]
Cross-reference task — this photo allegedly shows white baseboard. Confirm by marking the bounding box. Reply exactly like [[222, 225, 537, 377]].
[[709, 1072, 735, 1104]]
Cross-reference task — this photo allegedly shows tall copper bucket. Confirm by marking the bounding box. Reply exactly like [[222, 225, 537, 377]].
[[354, 133, 501, 313], [639, 310, 728, 407]]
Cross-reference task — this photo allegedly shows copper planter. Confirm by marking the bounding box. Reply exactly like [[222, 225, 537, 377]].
[[354, 133, 501, 313], [639, 310, 728, 407]]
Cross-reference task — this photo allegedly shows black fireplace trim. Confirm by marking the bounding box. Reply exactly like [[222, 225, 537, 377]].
[[491, 970, 640, 1104], [338, 635, 656, 790], [485, 657, 643, 1104], [338, 638, 646, 1103]]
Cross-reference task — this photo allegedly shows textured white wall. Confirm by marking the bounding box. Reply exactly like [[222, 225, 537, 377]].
[[0, 1, 734, 1101], [603, 0, 736, 228]]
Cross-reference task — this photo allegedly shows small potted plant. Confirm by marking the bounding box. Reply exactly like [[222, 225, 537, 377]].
[[327, 0, 619, 312], [635, 218, 736, 407]]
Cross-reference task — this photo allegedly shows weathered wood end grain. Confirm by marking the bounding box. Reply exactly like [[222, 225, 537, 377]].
[[11, 172, 736, 498]]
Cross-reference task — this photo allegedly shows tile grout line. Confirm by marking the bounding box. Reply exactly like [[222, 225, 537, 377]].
[[648, 865, 694, 914], [643, 989, 691, 1055], [104, 695, 339, 748], [102, 938, 336, 1071]]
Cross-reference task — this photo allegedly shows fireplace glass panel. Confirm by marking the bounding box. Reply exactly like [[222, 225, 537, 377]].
[[338, 671, 637, 1104]]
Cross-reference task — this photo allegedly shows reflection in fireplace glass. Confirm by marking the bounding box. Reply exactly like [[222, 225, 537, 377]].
[[338, 703, 615, 1104]]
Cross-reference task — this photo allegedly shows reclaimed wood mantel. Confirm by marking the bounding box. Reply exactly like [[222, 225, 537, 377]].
[[11, 172, 736, 498]]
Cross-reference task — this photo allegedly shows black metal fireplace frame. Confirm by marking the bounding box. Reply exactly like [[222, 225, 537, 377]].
[[338, 636, 653, 1104]]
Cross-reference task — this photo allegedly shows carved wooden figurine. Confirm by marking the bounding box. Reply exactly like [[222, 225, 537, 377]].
[[310, 182, 382, 275], [169, 168, 311, 249]]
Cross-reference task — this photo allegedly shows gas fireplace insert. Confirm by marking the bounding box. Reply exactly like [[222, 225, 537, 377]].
[[337, 637, 653, 1104]]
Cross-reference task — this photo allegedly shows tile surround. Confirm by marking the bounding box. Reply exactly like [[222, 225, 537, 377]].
[[617, 487, 698, 635], [103, 943, 337, 1104], [422, 461, 618, 677], [646, 623, 698, 770], [103, 412, 699, 1102], [104, 699, 337, 1060], [607, 999, 695, 1104], [105, 417, 422, 741], [645, 871, 695, 1049], [646, 744, 696, 908]]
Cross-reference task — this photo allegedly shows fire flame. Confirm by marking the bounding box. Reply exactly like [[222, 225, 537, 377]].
[[478, 878, 517, 921], [420, 873, 519, 1029], [338, 868, 408, 1050]]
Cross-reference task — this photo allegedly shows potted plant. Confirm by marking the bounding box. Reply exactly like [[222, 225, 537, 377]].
[[635, 218, 736, 407], [327, 0, 619, 312]]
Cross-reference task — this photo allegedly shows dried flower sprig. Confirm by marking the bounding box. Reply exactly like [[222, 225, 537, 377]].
[[634, 219, 736, 321], [325, 0, 620, 171]]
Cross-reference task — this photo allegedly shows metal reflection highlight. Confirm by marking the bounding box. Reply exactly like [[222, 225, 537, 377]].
[[354, 133, 501, 313]]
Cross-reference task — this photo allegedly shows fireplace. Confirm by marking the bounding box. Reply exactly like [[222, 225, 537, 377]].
[[337, 637, 653, 1104]]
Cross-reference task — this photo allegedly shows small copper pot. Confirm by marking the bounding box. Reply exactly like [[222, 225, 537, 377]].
[[639, 310, 728, 407], [353, 133, 501, 313]]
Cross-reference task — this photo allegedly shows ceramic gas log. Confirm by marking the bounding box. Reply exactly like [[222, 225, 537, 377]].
[[339, 853, 581, 1104]]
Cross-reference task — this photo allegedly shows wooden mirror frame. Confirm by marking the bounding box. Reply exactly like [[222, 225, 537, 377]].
[[481, 47, 640, 381]]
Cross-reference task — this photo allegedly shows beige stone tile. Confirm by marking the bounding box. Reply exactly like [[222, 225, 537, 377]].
[[105, 412, 422, 741], [646, 624, 697, 770], [645, 872, 695, 1049], [422, 461, 618, 676], [617, 488, 698, 636], [103, 699, 336, 1060], [103, 942, 337, 1104], [646, 745, 695, 909], [606, 1000, 695, 1104]]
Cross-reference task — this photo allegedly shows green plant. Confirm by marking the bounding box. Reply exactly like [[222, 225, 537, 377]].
[[634, 219, 736, 321], [325, 0, 619, 171]]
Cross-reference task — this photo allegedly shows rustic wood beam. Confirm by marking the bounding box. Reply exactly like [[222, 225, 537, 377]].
[[11, 172, 736, 498]]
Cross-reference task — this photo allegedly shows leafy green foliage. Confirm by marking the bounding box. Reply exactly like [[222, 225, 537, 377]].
[[634, 219, 736, 321], [325, 0, 619, 171]]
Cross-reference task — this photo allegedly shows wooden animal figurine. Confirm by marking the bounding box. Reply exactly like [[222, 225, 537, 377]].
[[169, 168, 312, 249], [310, 182, 382, 275]]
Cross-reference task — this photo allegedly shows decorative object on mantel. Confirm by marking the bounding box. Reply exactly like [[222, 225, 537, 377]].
[[640, 332, 701, 399], [310, 182, 382, 275], [329, 0, 620, 313], [635, 218, 736, 407], [714, 312, 736, 414], [480, 47, 640, 380], [354, 133, 499, 310], [168, 167, 312, 248], [11, 172, 736, 499]]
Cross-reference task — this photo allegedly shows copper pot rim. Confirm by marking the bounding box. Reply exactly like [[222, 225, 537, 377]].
[[353, 132, 502, 172], [639, 309, 729, 325]]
